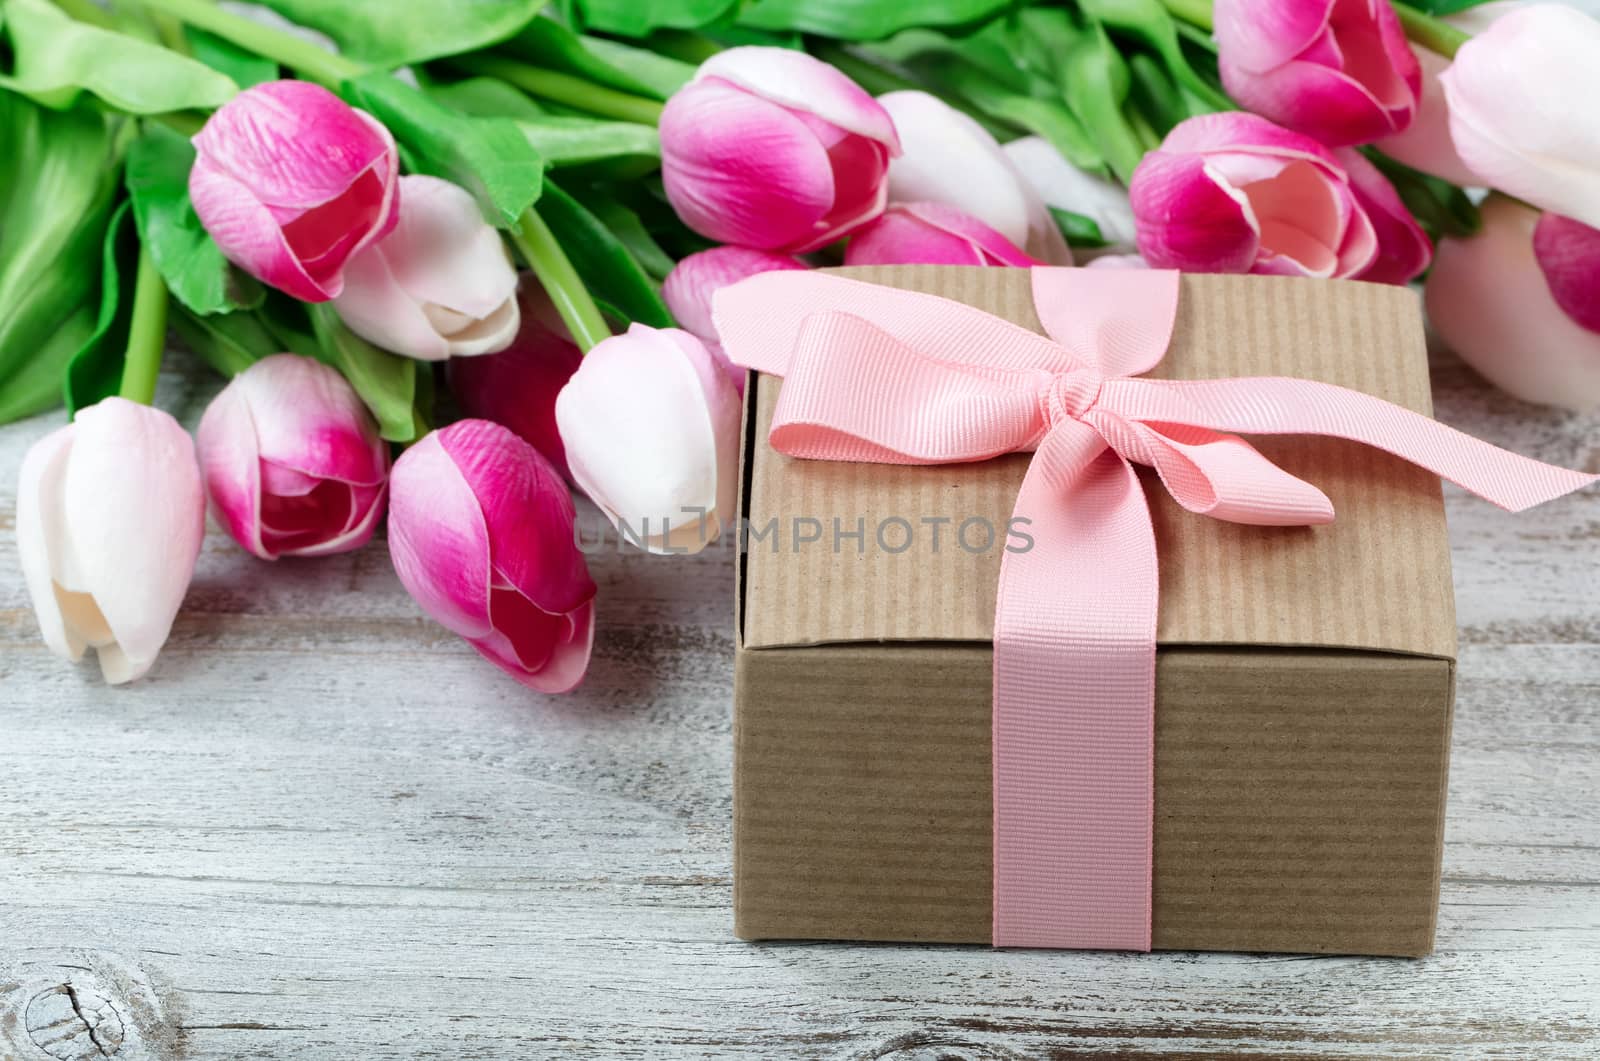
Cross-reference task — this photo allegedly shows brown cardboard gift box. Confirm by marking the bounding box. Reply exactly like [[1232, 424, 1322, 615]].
[[731, 266, 1457, 957]]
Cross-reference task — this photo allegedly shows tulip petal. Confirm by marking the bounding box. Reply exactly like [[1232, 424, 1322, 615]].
[[1131, 150, 1261, 274], [190, 155, 341, 302], [1340, 147, 1431, 284], [388, 431, 494, 639], [334, 240, 454, 360], [845, 203, 1038, 267], [62, 399, 204, 683], [1003, 136, 1138, 250], [16, 424, 84, 663], [444, 295, 522, 357], [1374, 48, 1481, 187], [239, 354, 389, 487], [1215, 0, 1338, 74], [806, 131, 893, 252], [1534, 213, 1600, 334], [698, 47, 900, 153], [662, 247, 808, 342], [1161, 112, 1343, 166], [380, 176, 519, 322], [197, 378, 269, 559], [469, 597, 594, 694], [1222, 59, 1408, 147]]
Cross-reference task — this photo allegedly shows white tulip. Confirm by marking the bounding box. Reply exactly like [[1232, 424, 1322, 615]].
[[334, 175, 520, 361], [1001, 135, 1139, 254], [879, 92, 1072, 265], [17, 398, 205, 684]]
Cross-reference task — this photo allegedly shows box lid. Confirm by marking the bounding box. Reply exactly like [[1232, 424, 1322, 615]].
[[740, 266, 1457, 661]]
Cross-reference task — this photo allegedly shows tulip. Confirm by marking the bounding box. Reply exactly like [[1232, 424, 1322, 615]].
[[1002, 136, 1139, 253], [1372, 49, 1480, 188], [333, 176, 520, 360], [555, 325, 741, 554], [660, 47, 901, 253], [447, 284, 584, 480], [1130, 113, 1379, 279], [1440, 4, 1600, 230], [197, 354, 390, 560], [1534, 212, 1600, 334], [1426, 195, 1600, 411], [388, 420, 596, 693], [16, 398, 205, 684], [1337, 148, 1432, 284], [1215, 0, 1422, 148], [878, 91, 1071, 264], [662, 247, 806, 395], [844, 202, 1040, 268], [190, 80, 400, 303]]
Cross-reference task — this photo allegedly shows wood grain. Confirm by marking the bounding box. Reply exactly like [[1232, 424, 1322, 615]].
[[1, 345, 1596, 1060]]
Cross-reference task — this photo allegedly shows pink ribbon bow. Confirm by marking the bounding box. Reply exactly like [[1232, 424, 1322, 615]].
[[713, 268, 1596, 950]]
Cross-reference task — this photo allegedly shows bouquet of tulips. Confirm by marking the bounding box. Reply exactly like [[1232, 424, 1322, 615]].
[[4, 0, 1596, 689]]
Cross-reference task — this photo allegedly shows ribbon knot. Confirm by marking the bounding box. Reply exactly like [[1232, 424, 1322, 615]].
[[712, 267, 1596, 952]]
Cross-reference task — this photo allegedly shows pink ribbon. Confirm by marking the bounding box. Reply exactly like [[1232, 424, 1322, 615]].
[[713, 268, 1596, 950]]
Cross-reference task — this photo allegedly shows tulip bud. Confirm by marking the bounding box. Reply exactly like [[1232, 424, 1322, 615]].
[[844, 202, 1040, 268], [1131, 113, 1379, 279], [190, 81, 400, 303], [1426, 195, 1600, 412], [660, 47, 901, 253], [555, 324, 741, 554], [333, 176, 520, 361], [17, 398, 205, 684], [1441, 5, 1600, 230], [197, 354, 390, 560], [388, 420, 596, 693], [1215, 0, 1422, 148], [878, 91, 1071, 264], [447, 283, 584, 480], [662, 247, 806, 395]]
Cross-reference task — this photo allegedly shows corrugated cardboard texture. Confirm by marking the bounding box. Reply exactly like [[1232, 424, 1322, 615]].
[[743, 268, 1458, 660], [733, 268, 1459, 956]]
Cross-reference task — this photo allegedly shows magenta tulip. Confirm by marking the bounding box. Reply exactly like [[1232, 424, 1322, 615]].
[[660, 47, 901, 253], [1216, 0, 1422, 147], [1533, 212, 1600, 336], [447, 284, 584, 480], [388, 420, 596, 693], [844, 202, 1040, 268], [1130, 113, 1380, 279], [197, 354, 390, 560], [190, 80, 400, 303], [1337, 148, 1432, 284]]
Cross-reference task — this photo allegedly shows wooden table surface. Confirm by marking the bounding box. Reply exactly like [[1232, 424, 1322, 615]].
[[1, 347, 1596, 1060]]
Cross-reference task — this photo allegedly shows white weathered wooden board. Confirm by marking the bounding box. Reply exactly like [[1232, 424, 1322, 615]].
[[1, 346, 1597, 1060]]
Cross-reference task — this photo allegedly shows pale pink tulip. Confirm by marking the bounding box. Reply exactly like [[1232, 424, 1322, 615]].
[[660, 47, 901, 253], [879, 91, 1071, 264], [844, 202, 1040, 267], [1427, 195, 1600, 411], [1216, 0, 1422, 148], [662, 247, 806, 395], [190, 80, 400, 303], [448, 284, 584, 480], [1441, 4, 1600, 230], [1130, 113, 1379, 279], [555, 325, 740, 554], [334, 176, 519, 360], [197, 354, 389, 560], [1373, 49, 1480, 187], [1337, 148, 1432, 284], [388, 420, 596, 693], [16, 399, 205, 684]]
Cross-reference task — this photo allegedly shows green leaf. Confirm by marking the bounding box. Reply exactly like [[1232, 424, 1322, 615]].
[[587, 198, 678, 281], [0, 95, 124, 425], [64, 201, 138, 416], [428, 76, 548, 121], [171, 305, 279, 379], [739, 0, 1010, 39], [518, 116, 660, 168], [308, 304, 420, 443], [341, 72, 544, 227], [257, 0, 541, 66], [1366, 150, 1483, 242], [184, 25, 279, 89], [503, 13, 696, 100], [570, 0, 739, 37], [538, 181, 673, 328], [0, 0, 238, 113], [1079, 0, 1232, 115], [1404, 0, 1498, 13], [1048, 207, 1109, 250], [125, 123, 263, 316]]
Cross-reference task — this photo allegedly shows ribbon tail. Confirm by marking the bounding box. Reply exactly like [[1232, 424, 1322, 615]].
[[1102, 377, 1597, 512], [992, 419, 1157, 951]]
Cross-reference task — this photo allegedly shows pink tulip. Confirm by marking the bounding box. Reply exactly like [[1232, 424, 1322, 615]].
[[1130, 113, 1379, 279], [197, 354, 390, 560], [447, 284, 584, 480], [660, 47, 901, 253], [1441, 4, 1600, 231], [334, 176, 520, 360], [555, 325, 740, 555], [1337, 148, 1432, 284], [1216, 0, 1422, 148], [844, 202, 1040, 267], [1426, 195, 1600, 411], [17, 399, 205, 684], [190, 80, 400, 303], [388, 420, 596, 693]]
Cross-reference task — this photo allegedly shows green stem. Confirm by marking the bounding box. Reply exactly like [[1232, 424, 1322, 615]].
[[118, 246, 170, 406], [511, 209, 610, 353], [136, 0, 360, 85], [456, 55, 664, 125], [1157, 0, 1213, 32], [1394, 2, 1471, 58]]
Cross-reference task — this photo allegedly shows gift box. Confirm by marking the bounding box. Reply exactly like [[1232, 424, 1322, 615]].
[[729, 266, 1465, 957]]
